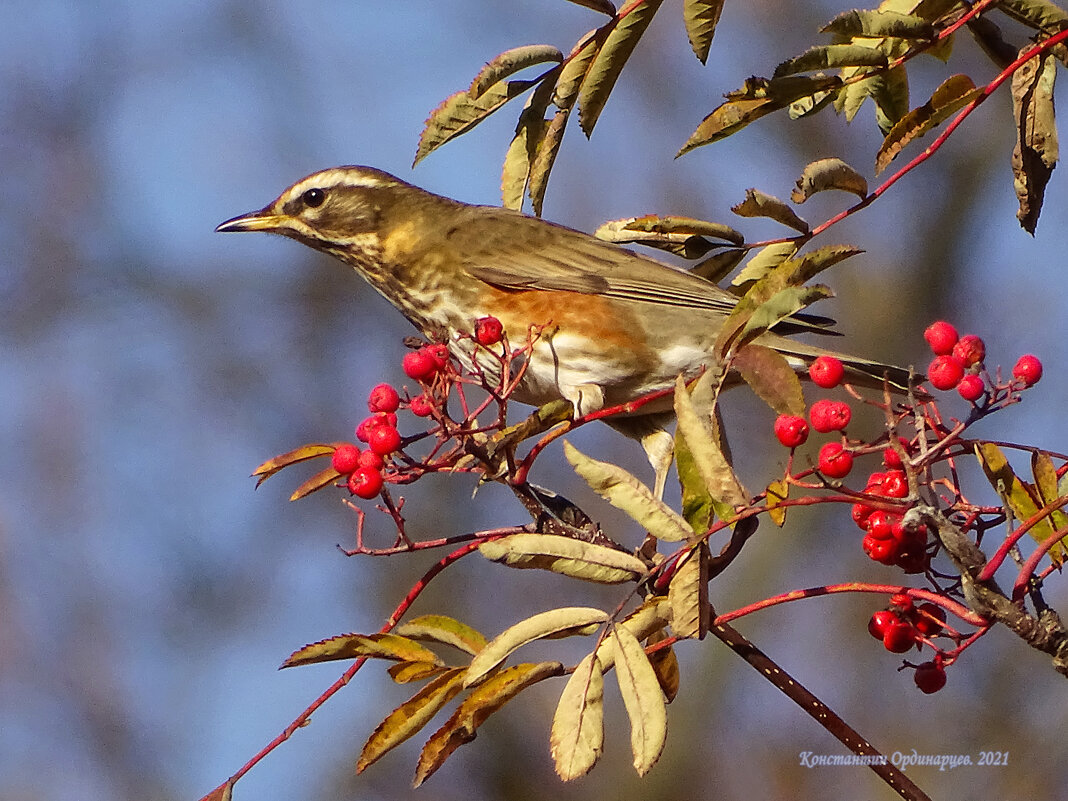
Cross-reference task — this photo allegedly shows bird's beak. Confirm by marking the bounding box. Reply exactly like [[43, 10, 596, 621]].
[[215, 207, 290, 234]]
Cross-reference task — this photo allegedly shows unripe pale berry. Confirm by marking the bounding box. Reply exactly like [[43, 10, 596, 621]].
[[808, 355, 845, 388], [923, 320, 958, 355], [348, 466, 384, 499], [475, 316, 504, 346], [368, 425, 402, 456], [913, 661, 947, 694], [818, 441, 853, 478], [1013, 354, 1043, 387], [774, 414, 809, 448], [957, 373, 985, 402], [331, 443, 361, 475], [367, 383, 401, 413], [402, 350, 438, 381], [927, 354, 964, 390], [809, 399, 852, 433], [951, 334, 985, 367]]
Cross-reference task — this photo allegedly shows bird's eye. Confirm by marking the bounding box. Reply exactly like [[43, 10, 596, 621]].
[[301, 188, 326, 208]]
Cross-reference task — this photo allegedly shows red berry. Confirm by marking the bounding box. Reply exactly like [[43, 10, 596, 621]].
[[409, 393, 435, 417], [356, 412, 397, 443], [402, 350, 438, 381], [1013, 354, 1043, 387], [883, 437, 909, 469], [331, 443, 361, 475], [952, 334, 985, 367], [868, 610, 896, 640], [424, 343, 450, 369], [913, 661, 947, 694], [368, 425, 402, 456], [866, 510, 899, 541], [852, 502, 874, 530], [773, 414, 809, 448], [347, 466, 384, 499], [818, 442, 853, 478], [956, 373, 985, 402], [914, 603, 946, 637], [367, 383, 401, 413], [865, 471, 889, 491], [808, 355, 845, 388], [809, 399, 852, 433], [923, 321, 958, 355], [927, 354, 964, 390], [880, 470, 908, 498], [883, 621, 917, 653], [889, 592, 913, 612], [862, 533, 898, 564], [356, 450, 384, 471], [475, 316, 504, 346]]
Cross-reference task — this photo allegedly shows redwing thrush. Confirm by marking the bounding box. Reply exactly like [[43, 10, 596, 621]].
[[217, 166, 912, 495]]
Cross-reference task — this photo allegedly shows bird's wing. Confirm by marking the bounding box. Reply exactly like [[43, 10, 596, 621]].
[[456, 208, 740, 314]]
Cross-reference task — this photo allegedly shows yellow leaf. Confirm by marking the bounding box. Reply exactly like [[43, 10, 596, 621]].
[[479, 533, 648, 584], [668, 543, 710, 639], [607, 624, 668, 776], [395, 614, 489, 657], [550, 653, 605, 780], [282, 632, 443, 669]]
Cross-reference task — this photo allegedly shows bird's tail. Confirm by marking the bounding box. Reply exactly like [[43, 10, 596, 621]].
[[765, 335, 921, 395]]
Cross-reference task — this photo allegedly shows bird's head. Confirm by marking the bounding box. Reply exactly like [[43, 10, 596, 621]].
[[215, 166, 409, 253]]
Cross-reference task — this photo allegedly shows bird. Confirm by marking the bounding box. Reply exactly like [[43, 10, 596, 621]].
[[217, 166, 914, 497]]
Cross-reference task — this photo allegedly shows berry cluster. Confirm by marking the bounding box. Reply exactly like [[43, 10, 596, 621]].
[[772, 355, 856, 478], [867, 594, 948, 692], [924, 321, 1042, 400]]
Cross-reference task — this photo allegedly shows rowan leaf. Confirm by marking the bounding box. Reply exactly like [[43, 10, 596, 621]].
[[821, 9, 935, 39], [774, 44, 889, 78], [554, 30, 603, 110], [529, 108, 569, 216], [731, 189, 809, 233], [594, 214, 744, 257], [645, 629, 680, 702], [740, 285, 835, 348], [468, 45, 563, 99], [564, 441, 695, 542], [288, 466, 343, 501], [690, 248, 747, 283], [668, 543, 710, 639], [730, 241, 799, 289], [415, 79, 538, 165], [579, 0, 665, 136], [975, 442, 1066, 565], [252, 443, 335, 485], [999, 0, 1068, 31], [876, 74, 980, 174], [565, 0, 616, 14], [791, 158, 868, 202], [619, 597, 673, 642], [1012, 48, 1058, 234], [282, 633, 444, 668], [357, 668, 466, 773], [732, 343, 807, 417], [414, 662, 564, 786], [608, 624, 668, 776], [683, 0, 725, 64], [673, 373, 747, 511], [395, 614, 489, 657], [479, 533, 648, 584], [766, 478, 789, 527], [502, 76, 558, 210], [675, 422, 715, 533], [388, 661, 451, 684], [550, 653, 605, 780], [465, 607, 608, 687]]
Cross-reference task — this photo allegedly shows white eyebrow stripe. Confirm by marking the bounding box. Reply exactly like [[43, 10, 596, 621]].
[[286, 168, 397, 200]]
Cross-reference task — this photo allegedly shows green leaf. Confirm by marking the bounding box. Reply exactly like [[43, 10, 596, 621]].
[[730, 241, 799, 290], [528, 108, 569, 216], [679, 75, 842, 154], [821, 9, 935, 39], [395, 614, 489, 657], [414, 662, 564, 786], [740, 285, 835, 349], [791, 158, 868, 202], [282, 632, 444, 668], [690, 248, 747, 283], [469, 46, 562, 99], [732, 343, 807, 417], [502, 75, 559, 210], [564, 441, 695, 542], [554, 30, 603, 111], [415, 79, 538, 165], [550, 653, 605, 780], [479, 533, 648, 584], [975, 442, 1066, 565], [358, 668, 466, 773], [607, 624, 668, 776], [579, 0, 665, 136], [999, 0, 1068, 32], [730, 189, 809, 233], [675, 423, 715, 533], [875, 74, 980, 174], [871, 65, 911, 134], [465, 607, 608, 687], [673, 373, 747, 512], [766, 478, 789, 527], [774, 44, 889, 78], [683, 0, 725, 64]]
